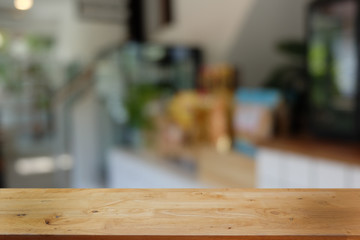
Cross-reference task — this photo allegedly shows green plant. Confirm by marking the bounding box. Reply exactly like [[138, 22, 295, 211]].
[[124, 84, 162, 129], [26, 35, 54, 53], [265, 40, 306, 91], [0, 55, 22, 93], [264, 40, 308, 133]]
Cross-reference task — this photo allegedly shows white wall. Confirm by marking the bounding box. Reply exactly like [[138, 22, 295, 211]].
[[229, 0, 312, 86], [150, 0, 312, 86], [54, 0, 126, 66], [150, 0, 255, 63]]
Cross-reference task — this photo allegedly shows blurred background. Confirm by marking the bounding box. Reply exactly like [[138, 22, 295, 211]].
[[0, 0, 359, 189]]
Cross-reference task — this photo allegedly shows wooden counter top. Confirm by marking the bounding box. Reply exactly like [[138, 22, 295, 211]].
[[1, 189, 360, 239], [259, 137, 360, 165]]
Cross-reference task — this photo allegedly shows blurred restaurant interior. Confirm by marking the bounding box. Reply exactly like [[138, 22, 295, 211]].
[[0, 0, 359, 189]]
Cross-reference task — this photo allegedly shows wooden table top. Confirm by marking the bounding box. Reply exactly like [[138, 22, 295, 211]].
[[0, 189, 360, 240]]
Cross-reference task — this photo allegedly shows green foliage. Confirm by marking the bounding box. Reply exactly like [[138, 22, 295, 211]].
[[0, 55, 22, 93], [265, 40, 307, 92], [276, 40, 306, 60], [124, 84, 162, 129], [265, 40, 309, 133], [26, 35, 54, 53], [0, 34, 55, 94]]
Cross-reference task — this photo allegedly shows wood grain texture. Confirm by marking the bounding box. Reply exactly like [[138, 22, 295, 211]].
[[0, 189, 360, 240]]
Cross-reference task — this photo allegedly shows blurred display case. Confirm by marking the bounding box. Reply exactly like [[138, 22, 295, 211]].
[[308, 0, 360, 139]]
